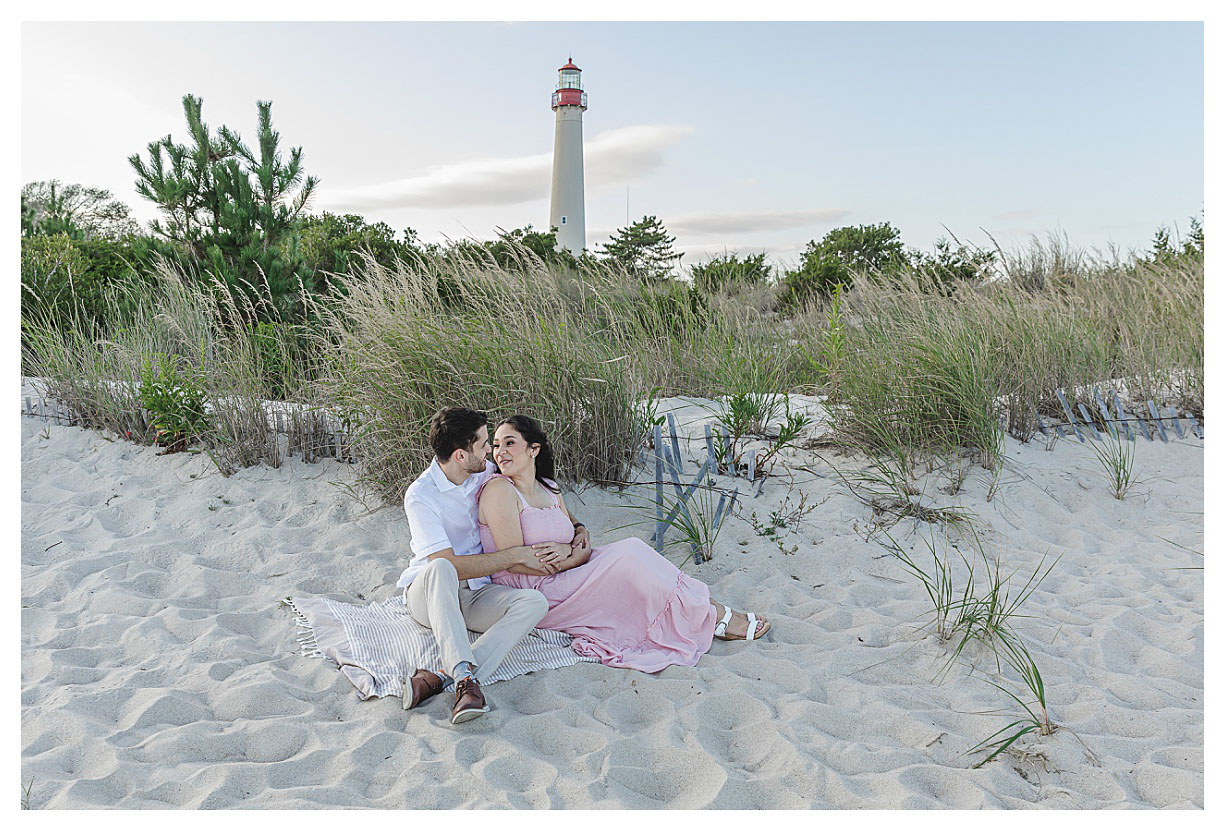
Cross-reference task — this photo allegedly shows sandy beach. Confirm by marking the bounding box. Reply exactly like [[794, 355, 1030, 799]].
[[20, 390, 1203, 809]]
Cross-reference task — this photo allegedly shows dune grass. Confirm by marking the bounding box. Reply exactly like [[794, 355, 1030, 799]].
[[21, 233, 1202, 510], [786, 243, 1201, 515], [311, 251, 652, 503]]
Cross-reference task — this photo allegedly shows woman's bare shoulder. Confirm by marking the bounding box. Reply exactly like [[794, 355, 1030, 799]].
[[478, 475, 517, 504]]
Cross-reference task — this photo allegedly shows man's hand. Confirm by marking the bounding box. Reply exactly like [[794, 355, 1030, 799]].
[[570, 525, 592, 558]]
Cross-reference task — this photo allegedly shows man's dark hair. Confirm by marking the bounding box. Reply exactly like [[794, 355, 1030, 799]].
[[430, 407, 488, 461]]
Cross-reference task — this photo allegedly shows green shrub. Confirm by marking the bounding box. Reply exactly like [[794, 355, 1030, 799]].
[[690, 252, 771, 294], [138, 352, 210, 451], [781, 222, 909, 308], [21, 233, 157, 342]]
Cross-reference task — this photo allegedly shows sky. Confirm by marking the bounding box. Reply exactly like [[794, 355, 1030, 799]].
[[18, 18, 1207, 269]]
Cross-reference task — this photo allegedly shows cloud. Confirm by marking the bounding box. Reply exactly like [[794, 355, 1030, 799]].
[[584, 125, 694, 189], [667, 208, 851, 236], [319, 124, 692, 211]]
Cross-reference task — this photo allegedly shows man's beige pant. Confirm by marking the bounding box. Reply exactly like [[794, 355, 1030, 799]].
[[405, 557, 549, 684]]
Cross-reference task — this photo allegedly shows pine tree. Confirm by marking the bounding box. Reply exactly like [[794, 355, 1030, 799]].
[[129, 94, 318, 321], [598, 215, 683, 282]]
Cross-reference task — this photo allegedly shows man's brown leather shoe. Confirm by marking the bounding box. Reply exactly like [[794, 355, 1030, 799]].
[[451, 677, 489, 724], [403, 668, 445, 710]]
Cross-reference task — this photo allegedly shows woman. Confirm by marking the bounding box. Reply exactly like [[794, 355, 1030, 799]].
[[476, 414, 769, 672]]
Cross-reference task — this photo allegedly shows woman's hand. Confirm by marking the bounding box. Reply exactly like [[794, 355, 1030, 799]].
[[533, 541, 571, 570]]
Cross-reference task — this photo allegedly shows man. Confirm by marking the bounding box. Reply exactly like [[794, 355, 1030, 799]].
[[398, 407, 578, 724]]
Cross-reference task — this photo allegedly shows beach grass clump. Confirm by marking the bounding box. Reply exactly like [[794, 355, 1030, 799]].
[[881, 524, 1061, 765], [795, 273, 1005, 479], [880, 530, 976, 643], [799, 238, 1202, 469], [969, 630, 1055, 768], [1085, 431, 1138, 500], [314, 249, 649, 503], [662, 479, 735, 564]]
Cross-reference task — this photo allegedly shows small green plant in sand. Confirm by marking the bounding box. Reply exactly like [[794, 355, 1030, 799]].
[[969, 631, 1055, 768], [798, 280, 846, 387], [880, 526, 1061, 765], [756, 403, 814, 473], [617, 478, 734, 566], [138, 352, 209, 451], [882, 527, 1059, 665], [716, 391, 783, 464], [1085, 431, 1137, 499], [749, 489, 817, 556], [831, 452, 971, 537], [879, 531, 977, 643], [21, 777, 33, 810], [664, 478, 733, 564]]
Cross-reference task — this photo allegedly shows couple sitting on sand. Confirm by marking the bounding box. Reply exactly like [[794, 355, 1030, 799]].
[[398, 407, 771, 725]]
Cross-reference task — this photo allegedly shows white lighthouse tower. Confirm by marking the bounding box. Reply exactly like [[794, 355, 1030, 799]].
[[549, 57, 587, 255]]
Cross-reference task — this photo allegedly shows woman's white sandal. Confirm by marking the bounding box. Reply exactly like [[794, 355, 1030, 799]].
[[713, 606, 768, 641]]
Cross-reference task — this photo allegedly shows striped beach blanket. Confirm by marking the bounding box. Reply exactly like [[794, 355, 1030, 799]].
[[288, 593, 594, 700]]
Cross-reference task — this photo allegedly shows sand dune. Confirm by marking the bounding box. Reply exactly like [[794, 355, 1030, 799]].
[[20, 391, 1203, 808]]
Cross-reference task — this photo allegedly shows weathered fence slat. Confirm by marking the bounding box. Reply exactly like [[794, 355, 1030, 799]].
[[1110, 390, 1135, 441], [1167, 407, 1185, 439], [1147, 400, 1170, 442], [659, 447, 703, 561], [1055, 390, 1086, 442], [665, 412, 683, 473], [653, 424, 665, 548], [1133, 408, 1152, 442], [1185, 412, 1202, 439], [1094, 387, 1118, 439], [1077, 403, 1103, 440]]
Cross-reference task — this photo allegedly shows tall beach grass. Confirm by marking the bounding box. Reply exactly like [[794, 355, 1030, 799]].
[[797, 241, 1202, 473], [21, 233, 1202, 509]]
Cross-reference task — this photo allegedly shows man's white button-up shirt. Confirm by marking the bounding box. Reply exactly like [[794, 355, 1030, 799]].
[[397, 458, 497, 590]]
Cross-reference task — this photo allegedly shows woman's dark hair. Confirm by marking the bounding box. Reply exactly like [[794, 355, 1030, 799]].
[[430, 407, 488, 461], [498, 414, 560, 493]]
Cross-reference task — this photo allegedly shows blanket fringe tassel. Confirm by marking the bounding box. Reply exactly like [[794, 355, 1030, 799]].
[[283, 598, 323, 658]]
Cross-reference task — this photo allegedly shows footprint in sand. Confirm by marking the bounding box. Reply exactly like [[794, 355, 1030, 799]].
[[602, 741, 725, 808], [593, 686, 676, 733]]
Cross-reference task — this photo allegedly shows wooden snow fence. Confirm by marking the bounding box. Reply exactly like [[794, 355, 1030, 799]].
[[650, 411, 773, 564], [1034, 386, 1203, 445]]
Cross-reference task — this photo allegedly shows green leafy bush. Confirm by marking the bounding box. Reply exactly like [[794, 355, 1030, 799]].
[[138, 352, 209, 451], [780, 222, 908, 308], [690, 252, 771, 294]]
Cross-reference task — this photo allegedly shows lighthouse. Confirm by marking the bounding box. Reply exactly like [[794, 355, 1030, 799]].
[[549, 57, 587, 255]]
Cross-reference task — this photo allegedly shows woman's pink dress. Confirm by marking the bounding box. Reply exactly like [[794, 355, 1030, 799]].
[[477, 475, 715, 672]]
